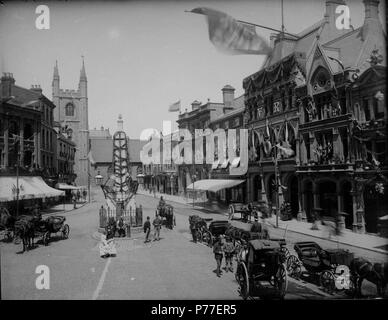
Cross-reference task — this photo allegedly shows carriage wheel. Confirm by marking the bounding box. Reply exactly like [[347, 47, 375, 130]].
[[274, 264, 288, 299], [237, 262, 249, 300], [286, 255, 302, 278], [320, 270, 335, 294], [280, 247, 290, 263], [43, 232, 50, 246], [62, 224, 70, 239]]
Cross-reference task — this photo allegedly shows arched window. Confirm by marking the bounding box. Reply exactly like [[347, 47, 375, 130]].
[[65, 103, 75, 117]]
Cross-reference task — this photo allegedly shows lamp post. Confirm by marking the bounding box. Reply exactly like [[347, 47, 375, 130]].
[[192, 173, 197, 207]]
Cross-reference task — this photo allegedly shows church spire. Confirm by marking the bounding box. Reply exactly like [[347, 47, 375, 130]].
[[80, 55, 87, 81], [53, 60, 59, 80]]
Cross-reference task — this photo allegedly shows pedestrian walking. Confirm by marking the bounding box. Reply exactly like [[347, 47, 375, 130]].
[[72, 194, 77, 209], [153, 214, 162, 241], [223, 236, 235, 272], [99, 230, 117, 258], [144, 216, 151, 243], [117, 217, 126, 237], [213, 236, 224, 277]]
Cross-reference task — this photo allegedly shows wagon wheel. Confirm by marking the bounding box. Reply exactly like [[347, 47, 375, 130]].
[[237, 262, 249, 300], [62, 224, 70, 239], [274, 264, 288, 299], [286, 255, 302, 278], [320, 270, 336, 294], [196, 230, 202, 243], [280, 246, 290, 263], [43, 232, 50, 246]]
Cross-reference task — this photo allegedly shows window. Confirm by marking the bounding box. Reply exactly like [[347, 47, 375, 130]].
[[65, 103, 75, 117], [374, 97, 384, 119]]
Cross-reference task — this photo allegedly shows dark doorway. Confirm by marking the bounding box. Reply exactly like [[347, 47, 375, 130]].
[[342, 181, 353, 229], [253, 175, 261, 202], [319, 181, 338, 217], [304, 181, 313, 222], [364, 183, 388, 234], [289, 176, 299, 218], [268, 174, 276, 207]]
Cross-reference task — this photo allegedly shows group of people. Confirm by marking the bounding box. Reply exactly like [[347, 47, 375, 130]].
[[143, 214, 162, 243], [212, 235, 236, 277]]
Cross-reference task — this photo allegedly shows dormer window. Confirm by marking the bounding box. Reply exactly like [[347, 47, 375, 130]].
[[65, 103, 75, 117]]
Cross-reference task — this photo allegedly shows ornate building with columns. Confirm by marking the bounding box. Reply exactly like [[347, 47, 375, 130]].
[[243, 0, 387, 234]]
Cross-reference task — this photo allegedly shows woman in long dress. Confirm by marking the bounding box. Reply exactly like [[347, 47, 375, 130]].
[[99, 230, 117, 258]]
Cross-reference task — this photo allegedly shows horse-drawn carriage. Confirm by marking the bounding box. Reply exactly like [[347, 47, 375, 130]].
[[236, 239, 288, 299], [286, 241, 354, 293], [188, 216, 230, 246], [14, 215, 70, 252], [157, 204, 175, 229]]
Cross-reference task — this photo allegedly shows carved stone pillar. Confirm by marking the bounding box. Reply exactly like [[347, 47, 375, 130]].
[[351, 179, 366, 233], [311, 181, 320, 230], [310, 132, 317, 163], [297, 179, 307, 221], [260, 172, 267, 203], [332, 127, 343, 162]]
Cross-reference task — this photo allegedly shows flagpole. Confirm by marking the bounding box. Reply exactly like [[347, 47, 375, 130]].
[[185, 10, 299, 39], [281, 0, 285, 38]]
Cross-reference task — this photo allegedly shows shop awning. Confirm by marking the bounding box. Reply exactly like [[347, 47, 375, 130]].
[[55, 183, 78, 190], [0, 176, 65, 202], [186, 179, 245, 193]]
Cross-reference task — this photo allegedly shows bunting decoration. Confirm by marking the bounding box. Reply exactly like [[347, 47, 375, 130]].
[[189, 7, 272, 55]]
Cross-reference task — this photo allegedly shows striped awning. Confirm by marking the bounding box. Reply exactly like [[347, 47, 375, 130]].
[[0, 176, 65, 202], [186, 179, 245, 193]]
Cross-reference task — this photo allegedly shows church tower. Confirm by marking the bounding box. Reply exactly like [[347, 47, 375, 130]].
[[52, 58, 89, 186]]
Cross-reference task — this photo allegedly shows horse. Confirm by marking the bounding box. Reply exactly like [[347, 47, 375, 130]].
[[0, 207, 16, 241], [349, 257, 388, 298], [14, 218, 35, 252]]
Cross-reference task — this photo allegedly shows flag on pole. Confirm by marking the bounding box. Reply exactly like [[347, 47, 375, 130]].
[[190, 7, 272, 55], [168, 100, 181, 112], [87, 150, 95, 165]]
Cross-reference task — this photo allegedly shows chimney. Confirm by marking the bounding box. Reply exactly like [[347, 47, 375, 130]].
[[191, 100, 201, 111], [362, 0, 381, 39], [324, 0, 346, 24], [30, 84, 43, 94], [222, 85, 235, 108], [1, 72, 15, 98]]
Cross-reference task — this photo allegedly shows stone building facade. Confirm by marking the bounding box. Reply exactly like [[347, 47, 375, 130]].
[[52, 59, 89, 186]]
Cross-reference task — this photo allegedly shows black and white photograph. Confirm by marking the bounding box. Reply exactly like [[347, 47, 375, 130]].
[[0, 0, 387, 304]]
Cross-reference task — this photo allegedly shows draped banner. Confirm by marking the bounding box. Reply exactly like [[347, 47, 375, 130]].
[[190, 7, 272, 55]]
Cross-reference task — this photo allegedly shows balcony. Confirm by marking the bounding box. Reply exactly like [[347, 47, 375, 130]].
[[299, 114, 352, 132]]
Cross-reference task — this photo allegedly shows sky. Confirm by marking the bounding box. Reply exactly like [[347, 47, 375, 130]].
[[0, 0, 385, 139]]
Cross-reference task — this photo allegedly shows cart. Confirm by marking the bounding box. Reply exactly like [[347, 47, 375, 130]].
[[286, 241, 354, 293], [38, 216, 70, 246], [157, 204, 175, 229], [236, 239, 288, 300]]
